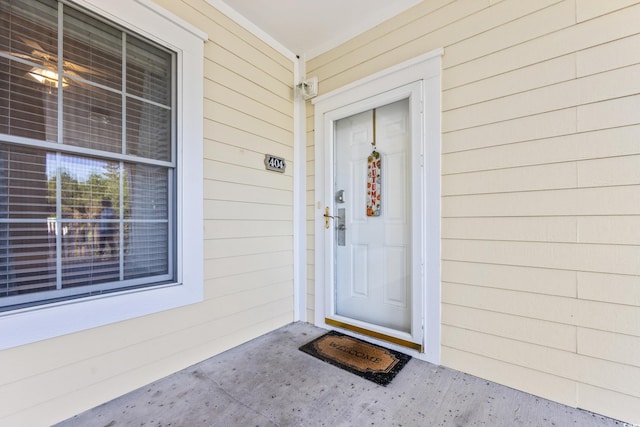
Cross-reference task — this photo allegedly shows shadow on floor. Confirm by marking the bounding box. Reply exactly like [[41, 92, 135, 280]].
[[56, 322, 628, 426]]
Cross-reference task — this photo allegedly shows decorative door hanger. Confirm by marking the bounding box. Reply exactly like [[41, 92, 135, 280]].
[[366, 109, 381, 217]]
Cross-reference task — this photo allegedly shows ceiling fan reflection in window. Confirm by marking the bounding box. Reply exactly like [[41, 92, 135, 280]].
[[3, 37, 105, 88]]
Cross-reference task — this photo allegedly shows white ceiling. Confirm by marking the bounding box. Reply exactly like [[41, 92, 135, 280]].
[[217, 0, 422, 59]]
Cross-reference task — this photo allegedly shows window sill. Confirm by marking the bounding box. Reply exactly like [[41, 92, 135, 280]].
[[0, 280, 201, 350]]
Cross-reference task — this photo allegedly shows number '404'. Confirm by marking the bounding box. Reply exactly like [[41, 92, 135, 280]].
[[264, 154, 286, 173]]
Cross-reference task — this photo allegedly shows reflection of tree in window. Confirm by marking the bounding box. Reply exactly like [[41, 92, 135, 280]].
[[46, 157, 129, 262]]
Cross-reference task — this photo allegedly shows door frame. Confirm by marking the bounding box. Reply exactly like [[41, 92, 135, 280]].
[[313, 49, 443, 364]]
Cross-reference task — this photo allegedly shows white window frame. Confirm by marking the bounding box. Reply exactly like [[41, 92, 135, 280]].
[[0, 0, 206, 350]]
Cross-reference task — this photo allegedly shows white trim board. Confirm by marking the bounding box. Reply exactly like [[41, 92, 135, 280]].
[[136, 0, 208, 41], [293, 56, 307, 321], [205, 0, 297, 62]]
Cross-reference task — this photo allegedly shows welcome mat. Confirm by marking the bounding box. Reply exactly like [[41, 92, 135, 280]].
[[299, 330, 411, 386]]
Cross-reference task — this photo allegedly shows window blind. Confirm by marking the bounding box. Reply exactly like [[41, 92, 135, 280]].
[[0, 0, 175, 309]]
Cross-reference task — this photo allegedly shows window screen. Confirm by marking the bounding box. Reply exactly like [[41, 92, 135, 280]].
[[0, 0, 176, 309]]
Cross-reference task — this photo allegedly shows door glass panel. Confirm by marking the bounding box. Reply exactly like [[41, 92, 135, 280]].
[[333, 98, 411, 332]]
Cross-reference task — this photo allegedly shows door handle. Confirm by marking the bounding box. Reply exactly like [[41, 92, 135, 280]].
[[324, 206, 340, 229]]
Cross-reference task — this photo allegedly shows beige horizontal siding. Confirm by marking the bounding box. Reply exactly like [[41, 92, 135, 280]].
[[205, 265, 293, 298], [443, 1, 574, 69], [443, 125, 640, 173], [578, 93, 640, 131], [443, 304, 577, 351], [205, 160, 292, 191], [204, 180, 292, 206], [204, 140, 292, 175], [204, 101, 292, 144], [578, 272, 640, 306], [443, 186, 640, 217], [577, 31, 640, 76], [577, 155, 640, 187], [205, 236, 292, 259], [205, 252, 293, 280], [443, 326, 640, 398], [576, 0, 640, 22], [308, 1, 640, 423], [205, 80, 292, 131], [577, 216, 640, 245], [444, 63, 640, 133], [443, 162, 577, 195], [442, 346, 577, 406], [205, 121, 293, 158], [204, 44, 291, 100], [443, 282, 577, 325], [578, 384, 640, 427], [204, 200, 293, 221], [443, 240, 640, 275], [204, 219, 292, 239], [444, 3, 640, 89], [443, 54, 577, 111], [443, 260, 576, 297], [443, 108, 577, 154], [578, 328, 640, 368], [442, 217, 577, 242]]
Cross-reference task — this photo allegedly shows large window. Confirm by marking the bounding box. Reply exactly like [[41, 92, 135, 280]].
[[0, 0, 176, 310]]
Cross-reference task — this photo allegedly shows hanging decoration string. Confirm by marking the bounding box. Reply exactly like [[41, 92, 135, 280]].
[[372, 108, 377, 151], [366, 108, 381, 217]]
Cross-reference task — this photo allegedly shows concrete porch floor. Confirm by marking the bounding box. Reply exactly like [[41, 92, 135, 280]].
[[56, 322, 628, 427]]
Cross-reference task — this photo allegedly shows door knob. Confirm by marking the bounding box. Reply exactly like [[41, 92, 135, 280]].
[[324, 207, 342, 229], [324, 207, 332, 229]]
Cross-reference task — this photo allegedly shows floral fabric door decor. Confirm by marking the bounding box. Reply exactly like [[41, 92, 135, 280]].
[[367, 109, 381, 217]]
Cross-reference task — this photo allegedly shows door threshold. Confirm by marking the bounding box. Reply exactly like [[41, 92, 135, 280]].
[[325, 318, 422, 352]]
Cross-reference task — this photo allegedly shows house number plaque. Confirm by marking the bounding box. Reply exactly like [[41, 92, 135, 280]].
[[264, 154, 286, 173]]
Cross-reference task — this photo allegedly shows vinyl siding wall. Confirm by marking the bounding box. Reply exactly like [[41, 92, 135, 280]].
[[306, 0, 640, 424], [0, 1, 295, 425]]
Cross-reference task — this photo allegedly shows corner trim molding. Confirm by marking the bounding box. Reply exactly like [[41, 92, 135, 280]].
[[205, 0, 297, 62]]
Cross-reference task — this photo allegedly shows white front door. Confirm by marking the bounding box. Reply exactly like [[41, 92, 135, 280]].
[[334, 99, 411, 332], [314, 51, 443, 362], [323, 83, 424, 350]]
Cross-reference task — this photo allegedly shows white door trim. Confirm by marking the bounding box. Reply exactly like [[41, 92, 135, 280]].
[[293, 55, 307, 322], [313, 49, 442, 364]]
